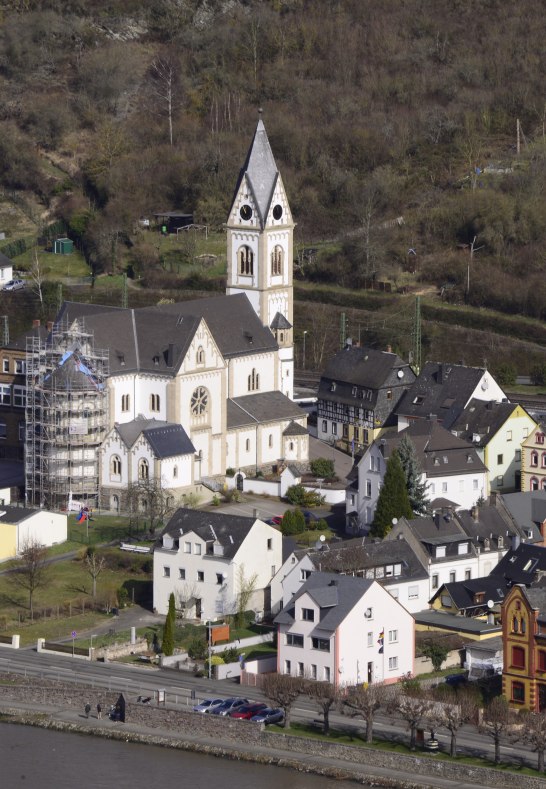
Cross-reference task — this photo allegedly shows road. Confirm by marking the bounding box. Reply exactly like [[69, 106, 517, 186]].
[[0, 646, 539, 772]]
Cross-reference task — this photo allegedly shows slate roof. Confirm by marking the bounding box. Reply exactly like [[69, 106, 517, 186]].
[[450, 399, 519, 447], [227, 391, 304, 428], [270, 312, 292, 330], [115, 417, 194, 458], [318, 345, 414, 408], [283, 420, 308, 437], [523, 584, 546, 622], [455, 504, 522, 551], [490, 542, 546, 586], [500, 491, 546, 541], [0, 251, 12, 269], [6, 323, 48, 351], [307, 536, 428, 582], [380, 418, 487, 477], [431, 576, 509, 611], [56, 293, 277, 376], [158, 509, 262, 560], [0, 505, 42, 524], [395, 361, 490, 428], [232, 119, 280, 229], [274, 572, 374, 632]]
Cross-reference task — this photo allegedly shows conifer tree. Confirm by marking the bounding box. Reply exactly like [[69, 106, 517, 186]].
[[162, 592, 176, 656], [371, 450, 413, 538], [397, 434, 428, 515]]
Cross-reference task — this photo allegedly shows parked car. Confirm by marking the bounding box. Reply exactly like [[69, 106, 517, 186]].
[[302, 510, 320, 523], [229, 702, 267, 720], [266, 516, 283, 526], [250, 707, 285, 725], [3, 279, 25, 291], [193, 698, 225, 713], [208, 697, 249, 716]]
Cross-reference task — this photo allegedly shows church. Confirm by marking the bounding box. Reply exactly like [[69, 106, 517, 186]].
[[24, 119, 309, 511]]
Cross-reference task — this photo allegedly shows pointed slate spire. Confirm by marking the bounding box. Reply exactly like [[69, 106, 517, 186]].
[[234, 114, 279, 228]]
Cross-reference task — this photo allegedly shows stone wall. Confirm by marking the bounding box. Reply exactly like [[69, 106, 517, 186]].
[[0, 676, 545, 789]]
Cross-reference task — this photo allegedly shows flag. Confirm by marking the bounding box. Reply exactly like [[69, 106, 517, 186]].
[[378, 629, 384, 654]]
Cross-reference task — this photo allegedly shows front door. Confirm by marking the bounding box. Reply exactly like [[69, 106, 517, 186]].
[[195, 598, 202, 620], [367, 661, 373, 683]]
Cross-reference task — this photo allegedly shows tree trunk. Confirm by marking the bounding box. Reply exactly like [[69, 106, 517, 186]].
[[366, 711, 373, 743], [450, 731, 457, 758], [410, 723, 417, 750], [494, 735, 500, 765], [538, 746, 544, 772], [323, 709, 330, 736]]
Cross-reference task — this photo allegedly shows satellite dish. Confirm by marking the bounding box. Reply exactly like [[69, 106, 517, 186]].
[[392, 518, 398, 526], [487, 600, 494, 609], [397, 370, 404, 378], [319, 534, 326, 542]]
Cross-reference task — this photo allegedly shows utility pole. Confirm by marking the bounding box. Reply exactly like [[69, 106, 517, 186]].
[[411, 296, 421, 376], [466, 236, 484, 302], [303, 330, 307, 370], [340, 313, 348, 349], [122, 272, 128, 309]]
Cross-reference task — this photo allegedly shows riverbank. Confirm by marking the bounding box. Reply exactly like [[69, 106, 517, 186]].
[[0, 675, 544, 789]]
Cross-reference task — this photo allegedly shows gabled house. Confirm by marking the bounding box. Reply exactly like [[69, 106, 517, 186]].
[[100, 417, 196, 512], [152, 508, 283, 619], [275, 572, 414, 686], [450, 400, 535, 493], [429, 576, 508, 616], [395, 361, 506, 431], [521, 422, 546, 493], [502, 583, 546, 711], [496, 490, 546, 544], [490, 541, 546, 587], [317, 344, 415, 454], [271, 536, 429, 615], [348, 417, 488, 533], [385, 500, 516, 599]]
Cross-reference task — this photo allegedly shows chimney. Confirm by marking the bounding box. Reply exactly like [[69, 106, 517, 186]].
[[32, 319, 40, 328], [386, 344, 392, 353], [512, 534, 521, 551], [434, 512, 441, 529], [437, 363, 444, 384], [253, 508, 259, 519], [166, 343, 174, 368]]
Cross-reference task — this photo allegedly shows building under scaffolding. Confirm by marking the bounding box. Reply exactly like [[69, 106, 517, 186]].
[[25, 318, 109, 510]]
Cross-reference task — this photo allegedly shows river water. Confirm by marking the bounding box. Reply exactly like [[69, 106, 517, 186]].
[[1, 722, 368, 788]]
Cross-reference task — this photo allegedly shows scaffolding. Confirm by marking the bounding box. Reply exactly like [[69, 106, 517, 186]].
[[25, 318, 109, 510]]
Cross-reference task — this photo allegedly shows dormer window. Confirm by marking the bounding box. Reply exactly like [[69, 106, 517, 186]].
[[413, 395, 424, 405], [498, 536, 504, 549], [467, 455, 473, 463], [352, 386, 357, 397], [153, 355, 160, 366], [434, 457, 440, 466], [537, 433, 545, 445], [443, 456, 448, 463], [331, 382, 337, 392]]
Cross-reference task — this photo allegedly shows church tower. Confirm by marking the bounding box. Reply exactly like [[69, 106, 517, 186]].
[[226, 116, 294, 399]]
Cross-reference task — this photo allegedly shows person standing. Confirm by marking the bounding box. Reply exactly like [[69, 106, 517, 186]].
[[84, 703, 91, 718], [96, 703, 102, 719]]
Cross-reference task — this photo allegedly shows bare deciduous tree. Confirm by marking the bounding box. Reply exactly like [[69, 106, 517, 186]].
[[29, 247, 45, 309], [479, 696, 514, 765], [175, 581, 199, 620], [518, 710, 546, 771], [343, 682, 391, 743], [434, 685, 479, 757], [390, 685, 435, 750], [9, 538, 49, 620], [305, 679, 340, 735], [149, 53, 181, 147], [126, 477, 176, 535], [261, 673, 305, 728], [84, 547, 107, 598]]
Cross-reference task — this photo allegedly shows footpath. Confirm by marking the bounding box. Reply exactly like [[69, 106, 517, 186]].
[[0, 687, 543, 789]]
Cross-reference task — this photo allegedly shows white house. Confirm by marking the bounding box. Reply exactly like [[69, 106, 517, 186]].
[[275, 572, 414, 687], [153, 508, 283, 619], [271, 537, 430, 616], [0, 252, 13, 289], [347, 417, 488, 534]]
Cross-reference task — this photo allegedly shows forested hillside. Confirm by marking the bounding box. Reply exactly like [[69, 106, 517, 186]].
[[1, 0, 546, 358]]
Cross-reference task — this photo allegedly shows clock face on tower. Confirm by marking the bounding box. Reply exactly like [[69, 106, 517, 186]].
[[191, 386, 208, 415], [272, 204, 283, 220], [240, 204, 253, 220]]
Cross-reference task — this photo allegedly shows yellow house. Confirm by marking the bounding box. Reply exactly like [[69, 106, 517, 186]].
[[502, 583, 546, 711], [0, 506, 67, 562], [451, 401, 536, 494]]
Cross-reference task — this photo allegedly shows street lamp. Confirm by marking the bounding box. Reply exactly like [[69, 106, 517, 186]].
[[207, 621, 212, 680], [303, 330, 308, 370], [90, 634, 96, 658]]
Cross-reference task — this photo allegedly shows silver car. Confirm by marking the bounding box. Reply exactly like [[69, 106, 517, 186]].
[[192, 697, 224, 713], [3, 279, 25, 291]]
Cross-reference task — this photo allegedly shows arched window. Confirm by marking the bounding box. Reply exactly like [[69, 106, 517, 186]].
[[150, 394, 160, 412], [248, 368, 260, 392], [542, 479, 546, 490], [245, 438, 250, 452], [542, 452, 546, 468], [111, 494, 120, 513], [138, 458, 149, 480], [532, 477, 539, 491], [111, 455, 121, 477], [196, 346, 204, 365], [121, 394, 130, 412], [173, 465, 178, 479], [271, 245, 283, 276], [289, 441, 294, 451], [531, 451, 539, 467], [239, 245, 254, 276], [268, 434, 273, 448]]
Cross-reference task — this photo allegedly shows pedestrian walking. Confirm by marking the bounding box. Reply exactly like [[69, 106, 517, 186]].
[[84, 703, 91, 718], [96, 703, 102, 719]]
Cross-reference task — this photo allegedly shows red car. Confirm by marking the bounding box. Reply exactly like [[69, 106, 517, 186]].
[[229, 702, 268, 720]]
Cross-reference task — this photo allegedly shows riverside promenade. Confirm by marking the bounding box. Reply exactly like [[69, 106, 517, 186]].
[[0, 675, 545, 789]]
